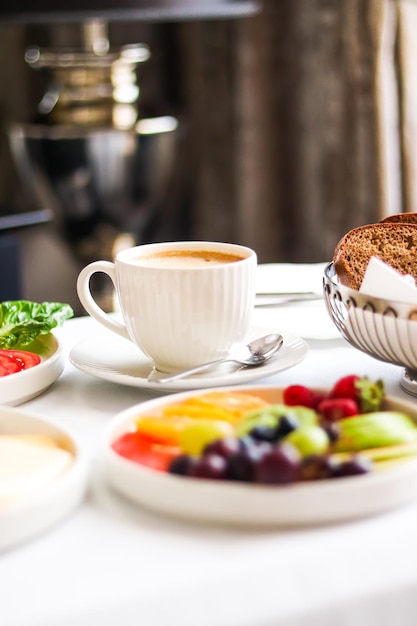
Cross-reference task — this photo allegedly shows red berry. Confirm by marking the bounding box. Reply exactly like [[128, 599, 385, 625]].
[[329, 375, 360, 401], [283, 385, 324, 409], [329, 375, 385, 412], [317, 398, 359, 422]]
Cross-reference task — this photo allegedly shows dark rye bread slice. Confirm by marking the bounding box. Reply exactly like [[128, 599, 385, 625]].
[[333, 222, 417, 290], [380, 212, 417, 225]]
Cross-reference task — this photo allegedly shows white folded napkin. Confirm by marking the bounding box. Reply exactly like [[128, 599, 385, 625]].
[[360, 257, 417, 304], [254, 263, 340, 340], [256, 262, 327, 295]]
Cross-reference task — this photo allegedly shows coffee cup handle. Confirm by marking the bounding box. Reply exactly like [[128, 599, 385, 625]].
[[77, 261, 131, 342]]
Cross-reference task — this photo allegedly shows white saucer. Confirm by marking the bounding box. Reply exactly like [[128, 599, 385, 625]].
[[69, 327, 309, 392], [0, 334, 64, 407]]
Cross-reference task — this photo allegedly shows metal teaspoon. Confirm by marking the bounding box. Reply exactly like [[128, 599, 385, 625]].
[[150, 333, 284, 383]]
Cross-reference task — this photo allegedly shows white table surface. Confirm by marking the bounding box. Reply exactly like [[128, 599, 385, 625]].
[[3, 263, 417, 626]]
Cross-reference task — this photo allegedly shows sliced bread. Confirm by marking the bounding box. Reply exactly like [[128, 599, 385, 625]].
[[333, 222, 417, 290], [380, 213, 417, 225]]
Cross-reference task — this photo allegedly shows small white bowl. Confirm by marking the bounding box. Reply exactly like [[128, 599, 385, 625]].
[[102, 385, 417, 527], [0, 405, 88, 551], [0, 333, 64, 406], [323, 262, 417, 395]]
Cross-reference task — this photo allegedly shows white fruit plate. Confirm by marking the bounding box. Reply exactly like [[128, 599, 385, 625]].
[[0, 333, 64, 406], [0, 405, 88, 551], [102, 386, 417, 527]]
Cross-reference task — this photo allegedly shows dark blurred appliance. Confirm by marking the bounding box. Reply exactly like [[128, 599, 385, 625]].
[[7, 23, 178, 266], [0, 1, 260, 307], [0, 1, 260, 24]]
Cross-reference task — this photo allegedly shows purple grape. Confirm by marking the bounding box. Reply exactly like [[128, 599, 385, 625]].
[[203, 437, 243, 459], [168, 455, 197, 476], [188, 453, 228, 480], [331, 455, 372, 478], [254, 443, 301, 484], [227, 451, 256, 482], [227, 441, 273, 482]]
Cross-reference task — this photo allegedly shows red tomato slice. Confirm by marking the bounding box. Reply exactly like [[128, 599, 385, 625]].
[[0, 362, 10, 377], [0, 350, 41, 370], [112, 432, 180, 472], [0, 353, 24, 374], [0, 350, 41, 377]]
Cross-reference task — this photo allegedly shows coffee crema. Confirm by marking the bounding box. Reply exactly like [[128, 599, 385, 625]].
[[133, 249, 245, 269]]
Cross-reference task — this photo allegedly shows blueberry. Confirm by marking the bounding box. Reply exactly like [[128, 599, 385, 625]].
[[322, 421, 340, 444], [276, 414, 299, 439], [248, 424, 279, 443]]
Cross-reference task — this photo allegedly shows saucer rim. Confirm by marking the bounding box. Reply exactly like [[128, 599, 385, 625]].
[[69, 326, 309, 392]]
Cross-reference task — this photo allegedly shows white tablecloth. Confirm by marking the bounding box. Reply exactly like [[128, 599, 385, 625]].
[[2, 264, 417, 626]]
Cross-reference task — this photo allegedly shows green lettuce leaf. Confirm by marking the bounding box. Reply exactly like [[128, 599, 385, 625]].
[[0, 300, 74, 348]]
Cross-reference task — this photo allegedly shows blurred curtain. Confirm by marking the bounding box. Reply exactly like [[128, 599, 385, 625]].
[[396, 0, 417, 215], [171, 0, 401, 262]]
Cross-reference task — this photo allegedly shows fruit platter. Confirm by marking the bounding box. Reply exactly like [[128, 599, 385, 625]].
[[103, 375, 417, 526]]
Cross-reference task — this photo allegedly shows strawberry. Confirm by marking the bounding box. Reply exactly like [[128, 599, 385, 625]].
[[329, 375, 385, 413], [329, 375, 360, 401], [283, 385, 325, 410], [317, 398, 359, 423]]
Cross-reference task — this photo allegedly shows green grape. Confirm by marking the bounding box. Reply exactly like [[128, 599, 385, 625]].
[[285, 425, 330, 458], [179, 419, 234, 456], [236, 404, 318, 437]]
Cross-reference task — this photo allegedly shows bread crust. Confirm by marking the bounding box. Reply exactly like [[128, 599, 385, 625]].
[[380, 213, 417, 225], [333, 222, 417, 290]]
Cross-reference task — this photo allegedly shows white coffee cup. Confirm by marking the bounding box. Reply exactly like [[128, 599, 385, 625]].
[[77, 241, 257, 372]]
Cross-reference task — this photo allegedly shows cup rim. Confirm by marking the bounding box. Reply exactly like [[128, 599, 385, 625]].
[[115, 241, 256, 266]]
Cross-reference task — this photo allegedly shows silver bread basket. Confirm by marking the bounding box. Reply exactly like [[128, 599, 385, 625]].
[[323, 262, 417, 395]]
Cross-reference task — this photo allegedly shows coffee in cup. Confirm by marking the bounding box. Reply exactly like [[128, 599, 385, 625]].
[[77, 241, 257, 372], [132, 249, 245, 269]]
